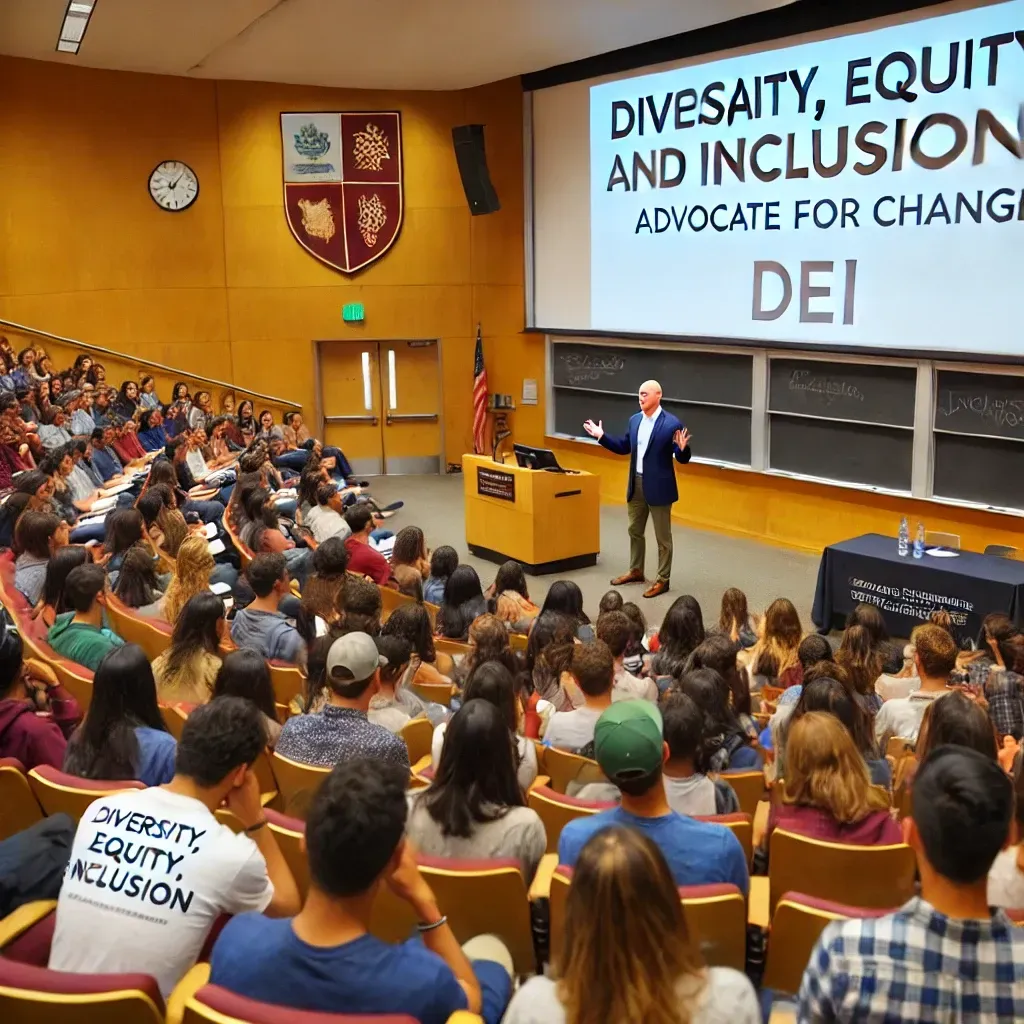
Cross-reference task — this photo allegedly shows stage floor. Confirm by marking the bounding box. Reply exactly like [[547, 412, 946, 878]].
[[368, 474, 821, 629]]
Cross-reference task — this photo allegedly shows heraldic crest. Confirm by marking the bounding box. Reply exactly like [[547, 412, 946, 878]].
[[281, 112, 403, 274]]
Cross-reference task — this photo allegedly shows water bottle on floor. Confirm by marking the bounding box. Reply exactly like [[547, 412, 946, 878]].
[[898, 516, 909, 557], [913, 521, 925, 559]]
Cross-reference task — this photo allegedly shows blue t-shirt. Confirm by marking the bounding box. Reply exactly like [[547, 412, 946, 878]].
[[134, 727, 177, 786], [210, 915, 467, 1024], [558, 806, 749, 895]]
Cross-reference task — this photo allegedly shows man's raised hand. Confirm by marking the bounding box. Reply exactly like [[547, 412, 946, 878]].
[[583, 419, 604, 440]]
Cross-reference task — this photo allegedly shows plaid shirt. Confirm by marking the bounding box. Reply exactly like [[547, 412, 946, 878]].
[[799, 896, 1024, 1022], [984, 669, 1024, 740]]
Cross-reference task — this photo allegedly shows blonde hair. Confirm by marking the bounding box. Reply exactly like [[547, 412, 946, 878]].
[[162, 535, 215, 623], [556, 827, 705, 1024], [751, 597, 802, 678], [783, 712, 890, 824]]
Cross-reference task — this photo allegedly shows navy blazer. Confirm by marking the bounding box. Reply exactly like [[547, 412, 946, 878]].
[[598, 409, 691, 506]]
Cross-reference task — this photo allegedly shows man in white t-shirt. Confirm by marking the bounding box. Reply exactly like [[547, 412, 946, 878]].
[[596, 610, 658, 703], [304, 482, 351, 544], [544, 641, 615, 754], [49, 697, 301, 997]]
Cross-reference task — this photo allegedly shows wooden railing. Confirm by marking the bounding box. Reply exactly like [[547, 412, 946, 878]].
[[0, 319, 300, 417]]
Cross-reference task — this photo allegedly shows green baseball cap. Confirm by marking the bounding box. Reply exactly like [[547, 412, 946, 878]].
[[594, 701, 664, 782]]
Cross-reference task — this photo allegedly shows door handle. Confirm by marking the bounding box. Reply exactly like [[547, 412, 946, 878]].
[[326, 414, 379, 426], [386, 413, 439, 425]]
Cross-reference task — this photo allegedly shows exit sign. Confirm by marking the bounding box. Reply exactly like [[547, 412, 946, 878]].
[[342, 303, 365, 322]]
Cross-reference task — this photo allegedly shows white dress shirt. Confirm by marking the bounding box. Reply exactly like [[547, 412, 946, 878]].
[[635, 406, 662, 474]]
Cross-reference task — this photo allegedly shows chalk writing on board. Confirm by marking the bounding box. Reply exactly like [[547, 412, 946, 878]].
[[937, 391, 1024, 431], [788, 370, 864, 404], [561, 353, 626, 387]]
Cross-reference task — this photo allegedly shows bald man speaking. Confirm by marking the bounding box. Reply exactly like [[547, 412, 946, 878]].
[[583, 380, 691, 598]]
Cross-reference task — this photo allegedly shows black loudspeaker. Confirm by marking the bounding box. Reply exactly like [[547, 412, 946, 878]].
[[452, 124, 501, 215]]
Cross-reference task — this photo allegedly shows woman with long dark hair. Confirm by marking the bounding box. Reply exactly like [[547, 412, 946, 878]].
[[685, 634, 757, 740], [300, 536, 349, 635], [152, 592, 224, 705], [650, 595, 705, 681], [236, 399, 256, 445], [381, 602, 451, 685], [35, 545, 90, 628], [111, 380, 141, 420], [523, 611, 577, 722], [488, 559, 539, 633], [835, 624, 884, 716], [64, 644, 175, 785], [502, 826, 759, 1024], [212, 648, 280, 745], [102, 507, 148, 579], [390, 525, 431, 579], [435, 564, 487, 640], [113, 544, 165, 617], [676, 667, 761, 771], [538, 580, 593, 641], [407, 699, 545, 880], [747, 597, 803, 687]]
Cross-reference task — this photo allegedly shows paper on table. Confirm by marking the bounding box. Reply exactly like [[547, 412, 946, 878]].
[[203, 522, 218, 539], [91, 497, 117, 512], [925, 548, 960, 558], [209, 581, 232, 595], [208, 538, 226, 556]]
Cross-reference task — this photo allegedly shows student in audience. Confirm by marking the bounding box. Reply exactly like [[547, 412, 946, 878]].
[[434, 564, 487, 640], [38, 406, 73, 452], [985, 632, 1024, 743], [88, 426, 127, 482], [487, 559, 540, 633], [875, 623, 957, 750], [35, 545, 90, 628], [210, 758, 511, 1023], [249, 498, 312, 589], [231, 553, 307, 668], [275, 632, 408, 770], [432, 660, 538, 790], [102, 507, 149, 579], [64, 644, 176, 785], [686, 634, 758, 739], [391, 525, 431, 579], [545, 641, 615, 754], [649, 594, 705, 681], [962, 612, 1019, 691], [393, 565, 423, 601], [152, 592, 225, 705], [765, 633, 833, 745], [381, 602, 452, 685], [836, 624, 884, 716], [845, 601, 904, 674], [213, 649, 281, 746], [423, 544, 457, 605], [713, 586, 758, 648], [14, 509, 69, 604], [366, 634, 426, 734], [343, 504, 393, 586], [300, 536, 348, 634], [619, 600, 648, 676], [800, 746, 1024, 1020], [409, 699, 545, 880], [0, 626, 80, 769], [138, 375, 160, 410], [113, 544, 166, 617], [988, 762, 1024, 909], [523, 611, 577, 720], [452, 612, 518, 684], [304, 482, 351, 544], [596, 610, 658, 701], [505, 826, 760, 1024], [766, 712, 901, 849], [558, 701, 749, 893], [539, 580, 594, 641], [677, 667, 761, 771], [47, 563, 124, 671], [598, 589, 623, 614], [111, 380, 140, 420], [747, 597, 803, 687], [50, 696, 300, 996], [336, 574, 383, 635]]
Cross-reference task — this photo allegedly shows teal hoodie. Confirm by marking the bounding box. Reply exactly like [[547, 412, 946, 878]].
[[48, 612, 124, 672]]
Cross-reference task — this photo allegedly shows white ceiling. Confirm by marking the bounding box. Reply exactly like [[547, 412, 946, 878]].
[[0, 0, 795, 91]]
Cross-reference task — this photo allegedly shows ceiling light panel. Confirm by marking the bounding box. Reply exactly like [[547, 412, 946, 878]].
[[56, 0, 97, 55]]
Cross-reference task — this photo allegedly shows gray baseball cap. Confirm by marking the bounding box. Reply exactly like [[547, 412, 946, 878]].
[[326, 631, 387, 684]]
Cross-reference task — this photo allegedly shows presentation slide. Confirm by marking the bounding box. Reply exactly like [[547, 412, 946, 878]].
[[589, 1, 1024, 354]]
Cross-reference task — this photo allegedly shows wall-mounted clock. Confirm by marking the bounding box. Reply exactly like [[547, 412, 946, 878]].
[[148, 160, 199, 212]]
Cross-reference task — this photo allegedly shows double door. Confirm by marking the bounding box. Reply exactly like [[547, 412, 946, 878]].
[[317, 340, 442, 476]]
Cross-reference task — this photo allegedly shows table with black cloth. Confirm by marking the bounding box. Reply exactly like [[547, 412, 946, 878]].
[[812, 533, 1024, 642]]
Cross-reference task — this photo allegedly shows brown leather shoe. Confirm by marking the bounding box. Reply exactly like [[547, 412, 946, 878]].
[[642, 580, 669, 599], [610, 569, 645, 586]]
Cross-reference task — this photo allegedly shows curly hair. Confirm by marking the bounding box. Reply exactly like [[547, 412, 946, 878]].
[[162, 534, 215, 623]]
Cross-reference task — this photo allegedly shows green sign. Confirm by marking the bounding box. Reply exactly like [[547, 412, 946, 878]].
[[342, 303, 365, 322]]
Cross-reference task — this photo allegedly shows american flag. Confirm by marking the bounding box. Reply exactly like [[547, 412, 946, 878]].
[[472, 325, 488, 454]]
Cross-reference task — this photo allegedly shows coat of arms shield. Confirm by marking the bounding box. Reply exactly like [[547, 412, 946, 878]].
[[281, 111, 403, 274]]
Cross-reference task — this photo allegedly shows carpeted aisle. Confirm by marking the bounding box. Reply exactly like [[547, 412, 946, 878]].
[[367, 475, 821, 630]]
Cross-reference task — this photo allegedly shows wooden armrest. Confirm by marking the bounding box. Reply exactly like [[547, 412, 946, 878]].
[[0, 899, 57, 949], [166, 963, 211, 1024], [410, 755, 432, 777], [24, 658, 59, 688], [528, 852, 559, 902], [768, 1007, 796, 1024], [748, 875, 770, 929], [528, 774, 550, 792], [753, 801, 770, 848], [446, 1014, 485, 1024]]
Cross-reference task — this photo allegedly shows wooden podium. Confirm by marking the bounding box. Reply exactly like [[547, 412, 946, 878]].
[[462, 453, 600, 574]]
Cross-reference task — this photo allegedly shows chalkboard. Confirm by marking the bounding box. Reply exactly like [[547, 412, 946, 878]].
[[554, 388, 751, 466], [769, 359, 916, 427], [934, 371, 1024, 441], [933, 433, 1024, 510], [553, 343, 752, 408], [769, 417, 912, 491]]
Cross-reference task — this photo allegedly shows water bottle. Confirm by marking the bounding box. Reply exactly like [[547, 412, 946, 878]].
[[913, 521, 925, 559], [898, 516, 909, 557]]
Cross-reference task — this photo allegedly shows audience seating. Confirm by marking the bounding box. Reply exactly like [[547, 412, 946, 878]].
[[0, 899, 56, 964], [542, 747, 607, 795], [160, 705, 189, 741], [433, 638, 473, 659], [0, 758, 44, 842], [252, 749, 281, 810], [410, 679, 455, 706], [268, 662, 306, 708], [422, 601, 439, 628], [27, 765, 144, 822], [104, 596, 173, 662], [0, 957, 165, 1024], [14, 622, 95, 712], [221, 514, 253, 571], [399, 717, 432, 765], [269, 752, 330, 819], [549, 866, 746, 970], [526, 785, 612, 853], [767, 828, 916, 915], [264, 809, 309, 900], [762, 893, 893, 994], [695, 813, 754, 867], [380, 587, 415, 621], [719, 769, 766, 818], [508, 633, 528, 653]]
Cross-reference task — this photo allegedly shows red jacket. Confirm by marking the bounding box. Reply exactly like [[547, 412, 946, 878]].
[[0, 696, 77, 771], [769, 803, 902, 847]]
